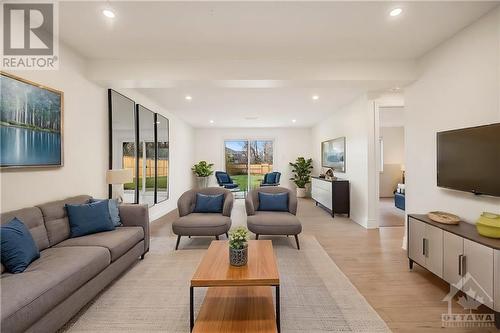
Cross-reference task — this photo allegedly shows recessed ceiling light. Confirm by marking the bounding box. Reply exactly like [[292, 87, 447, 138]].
[[312, 95, 319, 100], [209, 120, 214, 124], [292, 119, 297, 123], [102, 9, 116, 18], [185, 95, 192, 101], [389, 8, 403, 17]]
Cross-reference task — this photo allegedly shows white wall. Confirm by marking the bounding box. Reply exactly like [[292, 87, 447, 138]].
[[312, 95, 374, 228], [405, 7, 500, 227], [119, 89, 195, 221], [1, 44, 108, 212], [193, 127, 312, 190], [0, 44, 196, 220]]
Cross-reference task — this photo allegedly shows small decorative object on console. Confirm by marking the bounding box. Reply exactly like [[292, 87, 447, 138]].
[[427, 211, 461, 225], [325, 168, 336, 181], [228, 226, 249, 266], [476, 212, 500, 238]]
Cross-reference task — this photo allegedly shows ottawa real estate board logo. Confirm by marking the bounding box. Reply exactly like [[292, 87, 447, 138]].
[[1, 1, 59, 70]]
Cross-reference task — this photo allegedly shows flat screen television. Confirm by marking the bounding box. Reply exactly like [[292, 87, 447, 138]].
[[437, 123, 500, 197]]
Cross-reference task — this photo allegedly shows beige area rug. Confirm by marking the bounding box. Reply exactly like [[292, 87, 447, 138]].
[[62, 235, 391, 333]]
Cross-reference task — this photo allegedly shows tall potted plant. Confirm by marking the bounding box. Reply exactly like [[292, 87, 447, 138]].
[[289, 157, 313, 198], [192, 161, 214, 189]]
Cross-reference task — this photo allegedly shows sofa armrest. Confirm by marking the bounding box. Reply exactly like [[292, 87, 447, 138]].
[[119, 204, 150, 254], [222, 193, 234, 217], [245, 196, 255, 216]]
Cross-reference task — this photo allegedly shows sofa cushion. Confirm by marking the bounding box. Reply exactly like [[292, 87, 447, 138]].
[[37, 195, 92, 246], [1, 218, 40, 273], [172, 213, 231, 236], [247, 211, 302, 235], [66, 200, 115, 238], [193, 193, 224, 213], [0, 207, 49, 251], [54, 227, 144, 262], [0, 246, 110, 333]]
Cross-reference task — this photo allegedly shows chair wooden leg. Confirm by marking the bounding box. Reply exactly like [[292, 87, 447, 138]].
[[256, 234, 259, 240], [215, 235, 220, 240], [294, 235, 300, 250], [225, 232, 229, 238], [175, 235, 181, 250]]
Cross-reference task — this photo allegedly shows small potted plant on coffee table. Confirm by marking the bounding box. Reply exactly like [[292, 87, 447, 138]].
[[229, 226, 249, 266]]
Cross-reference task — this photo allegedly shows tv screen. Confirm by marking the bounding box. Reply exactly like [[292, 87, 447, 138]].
[[437, 123, 500, 197]]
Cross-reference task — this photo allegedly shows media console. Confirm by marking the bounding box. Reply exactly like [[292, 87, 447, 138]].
[[407, 214, 500, 328]]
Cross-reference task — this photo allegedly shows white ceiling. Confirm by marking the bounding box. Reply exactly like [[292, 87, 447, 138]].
[[58, 1, 498, 128], [60, 1, 496, 61]]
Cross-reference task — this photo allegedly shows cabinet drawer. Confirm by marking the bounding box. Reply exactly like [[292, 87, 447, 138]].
[[312, 186, 332, 210], [463, 239, 493, 309], [443, 231, 463, 288], [312, 178, 331, 192], [408, 217, 426, 266]]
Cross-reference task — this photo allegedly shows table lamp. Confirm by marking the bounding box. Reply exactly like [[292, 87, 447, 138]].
[[106, 169, 133, 203]]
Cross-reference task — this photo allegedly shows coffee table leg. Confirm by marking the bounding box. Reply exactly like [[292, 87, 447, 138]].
[[190, 286, 194, 332], [275, 285, 280, 333]]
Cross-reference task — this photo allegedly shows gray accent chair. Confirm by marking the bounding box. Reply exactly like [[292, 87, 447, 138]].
[[0, 195, 149, 333], [172, 187, 233, 250], [245, 186, 302, 249]]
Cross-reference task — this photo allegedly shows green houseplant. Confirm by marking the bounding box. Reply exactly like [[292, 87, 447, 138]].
[[192, 161, 214, 188], [289, 157, 313, 198], [228, 226, 249, 266]]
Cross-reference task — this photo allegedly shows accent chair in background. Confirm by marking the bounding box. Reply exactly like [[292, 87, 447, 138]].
[[172, 187, 233, 250], [260, 171, 281, 187], [245, 186, 302, 249], [215, 171, 239, 189]]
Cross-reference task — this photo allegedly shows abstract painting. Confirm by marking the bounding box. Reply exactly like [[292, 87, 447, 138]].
[[0, 72, 63, 168], [322, 137, 346, 172]]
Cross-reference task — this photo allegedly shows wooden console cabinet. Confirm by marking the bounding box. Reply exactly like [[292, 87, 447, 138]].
[[311, 176, 350, 218], [408, 214, 500, 328]]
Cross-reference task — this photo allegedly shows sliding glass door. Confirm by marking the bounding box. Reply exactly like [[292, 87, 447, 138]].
[[224, 140, 274, 191]]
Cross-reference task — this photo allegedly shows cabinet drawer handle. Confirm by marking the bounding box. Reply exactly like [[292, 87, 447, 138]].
[[458, 254, 463, 276], [460, 255, 467, 277], [422, 238, 426, 256]]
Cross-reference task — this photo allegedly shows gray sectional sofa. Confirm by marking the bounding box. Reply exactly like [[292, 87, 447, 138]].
[[0, 195, 150, 333]]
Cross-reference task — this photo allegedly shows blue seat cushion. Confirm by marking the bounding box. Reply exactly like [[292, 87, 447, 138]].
[[193, 193, 224, 213], [89, 198, 122, 227], [265, 173, 277, 184], [1, 218, 40, 273], [66, 200, 115, 238], [258, 192, 289, 212], [218, 173, 231, 184]]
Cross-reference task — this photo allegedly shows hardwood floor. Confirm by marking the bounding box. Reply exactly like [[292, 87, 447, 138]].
[[151, 198, 496, 333]]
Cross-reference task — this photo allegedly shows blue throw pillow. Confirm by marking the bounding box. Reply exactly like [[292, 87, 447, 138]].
[[66, 200, 115, 238], [1, 218, 40, 273], [193, 193, 224, 213], [89, 198, 122, 227], [258, 192, 289, 212]]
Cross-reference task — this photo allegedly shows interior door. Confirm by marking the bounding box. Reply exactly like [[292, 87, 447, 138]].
[[408, 217, 426, 267], [443, 231, 464, 288], [463, 239, 494, 308]]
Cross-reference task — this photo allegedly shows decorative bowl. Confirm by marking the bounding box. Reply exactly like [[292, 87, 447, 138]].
[[476, 212, 500, 238]]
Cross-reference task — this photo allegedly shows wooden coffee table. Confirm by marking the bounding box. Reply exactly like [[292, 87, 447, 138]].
[[190, 240, 280, 333]]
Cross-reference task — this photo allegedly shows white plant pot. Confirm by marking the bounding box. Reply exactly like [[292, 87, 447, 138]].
[[196, 176, 209, 189], [296, 187, 307, 198]]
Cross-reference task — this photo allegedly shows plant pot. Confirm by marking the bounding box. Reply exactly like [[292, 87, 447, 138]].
[[196, 176, 209, 189], [229, 245, 248, 266], [296, 187, 307, 198]]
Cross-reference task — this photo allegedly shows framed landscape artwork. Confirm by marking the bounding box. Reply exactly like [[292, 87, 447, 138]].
[[322, 137, 346, 172], [0, 72, 63, 168]]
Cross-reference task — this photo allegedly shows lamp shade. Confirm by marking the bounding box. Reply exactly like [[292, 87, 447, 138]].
[[106, 169, 133, 184], [400, 164, 406, 172]]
